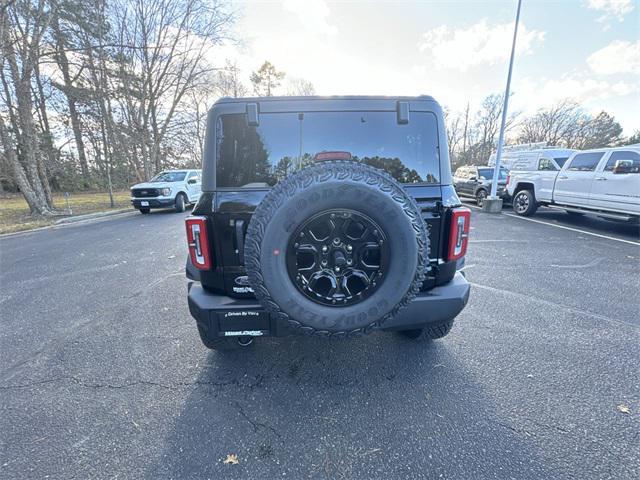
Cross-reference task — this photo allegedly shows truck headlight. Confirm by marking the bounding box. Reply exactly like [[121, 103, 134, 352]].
[[161, 188, 171, 196]]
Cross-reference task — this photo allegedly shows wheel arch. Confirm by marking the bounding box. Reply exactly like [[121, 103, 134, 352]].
[[513, 182, 535, 195]]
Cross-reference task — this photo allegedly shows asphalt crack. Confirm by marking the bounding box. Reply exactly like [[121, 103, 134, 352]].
[[0, 375, 239, 391], [235, 401, 284, 443]]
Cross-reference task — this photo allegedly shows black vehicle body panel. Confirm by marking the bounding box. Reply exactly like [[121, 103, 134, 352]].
[[187, 96, 470, 337]]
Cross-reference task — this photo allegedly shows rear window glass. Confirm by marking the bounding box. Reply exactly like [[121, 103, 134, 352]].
[[215, 111, 440, 188]]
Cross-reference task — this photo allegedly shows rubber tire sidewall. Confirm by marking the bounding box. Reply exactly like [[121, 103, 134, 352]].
[[513, 190, 538, 216], [139, 208, 150, 214], [175, 193, 186, 213], [476, 189, 487, 207], [246, 163, 428, 335]]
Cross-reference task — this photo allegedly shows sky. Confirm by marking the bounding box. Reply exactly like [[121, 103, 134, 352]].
[[218, 0, 640, 134]]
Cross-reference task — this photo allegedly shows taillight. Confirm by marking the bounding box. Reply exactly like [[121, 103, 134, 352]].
[[447, 207, 471, 261], [185, 216, 212, 270], [506, 174, 510, 187]]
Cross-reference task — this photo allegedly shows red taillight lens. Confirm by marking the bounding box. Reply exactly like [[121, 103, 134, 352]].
[[506, 174, 510, 187], [185, 216, 212, 270], [447, 207, 471, 261]]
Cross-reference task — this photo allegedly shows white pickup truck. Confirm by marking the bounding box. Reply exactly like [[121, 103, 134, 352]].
[[130, 169, 202, 214], [506, 146, 640, 221]]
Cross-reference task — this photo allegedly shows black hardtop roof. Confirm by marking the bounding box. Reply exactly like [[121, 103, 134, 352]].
[[214, 94, 437, 105]]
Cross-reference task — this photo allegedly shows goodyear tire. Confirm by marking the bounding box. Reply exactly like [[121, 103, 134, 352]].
[[244, 161, 429, 336]]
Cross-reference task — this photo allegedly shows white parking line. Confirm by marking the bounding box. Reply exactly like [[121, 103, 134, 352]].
[[465, 202, 640, 246], [502, 212, 640, 246]]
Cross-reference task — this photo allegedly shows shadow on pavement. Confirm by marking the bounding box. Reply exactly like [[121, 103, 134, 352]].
[[148, 334, 562, 479]]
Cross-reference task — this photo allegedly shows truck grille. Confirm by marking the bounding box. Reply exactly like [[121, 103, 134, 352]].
[[132, 188, 160, 198]]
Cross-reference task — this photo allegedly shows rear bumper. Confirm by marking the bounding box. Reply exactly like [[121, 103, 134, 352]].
[[187, 272, 470, 337], [131, 198, 175, 209]]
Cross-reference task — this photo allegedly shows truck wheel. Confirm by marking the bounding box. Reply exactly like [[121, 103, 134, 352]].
[[245, 161, 429, 336], [475, 189, 487, 207], [175, 193, 186, 213], [197, 324, 251, 350], [139, 208, 150, 214], [512, 190, 538, 216], [397, 319, 454, 341]]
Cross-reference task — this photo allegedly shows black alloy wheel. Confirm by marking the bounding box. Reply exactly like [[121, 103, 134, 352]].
[[286, 209, 389, 307]]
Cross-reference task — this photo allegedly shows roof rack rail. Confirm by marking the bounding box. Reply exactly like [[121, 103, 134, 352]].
[[501, 142, 561, 151]]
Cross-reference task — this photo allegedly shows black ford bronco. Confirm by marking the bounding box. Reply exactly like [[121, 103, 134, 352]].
[[185, 96, 471, 350]]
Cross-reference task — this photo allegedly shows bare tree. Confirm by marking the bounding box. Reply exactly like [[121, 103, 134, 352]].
[[114, 0, 232, 174], [286, 77, 315, 96], [517, 101, 622, 149], [0, 0, 57, 215], [217, 59, 247, 98]]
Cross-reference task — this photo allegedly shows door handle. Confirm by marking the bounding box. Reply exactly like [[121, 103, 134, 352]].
[[558, 176, 568, 180], [595, 177, 607, 181]]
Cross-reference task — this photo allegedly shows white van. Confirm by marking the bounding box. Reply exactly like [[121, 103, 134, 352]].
[[489, 144, 576, 171]]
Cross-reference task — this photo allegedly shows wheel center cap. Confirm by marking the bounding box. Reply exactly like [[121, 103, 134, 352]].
[[333, 250, 347, 267]]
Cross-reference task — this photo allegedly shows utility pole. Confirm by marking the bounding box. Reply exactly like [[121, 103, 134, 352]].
[[485, 0, 522, 212]]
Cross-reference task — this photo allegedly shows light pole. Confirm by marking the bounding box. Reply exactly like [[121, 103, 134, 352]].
[[486, 0, 522, 211]]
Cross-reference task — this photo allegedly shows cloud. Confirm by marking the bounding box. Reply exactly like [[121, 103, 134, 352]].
[[587, 40, 640, 75], [418, 20, 545, 71], [585, 0, 635, 26], [516, 73, 639, 111], [281, 0, 338, 36]]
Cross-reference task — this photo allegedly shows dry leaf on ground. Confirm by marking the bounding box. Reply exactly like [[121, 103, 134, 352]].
[[223, 454, 240, 465], [617, 404, 630, 414]]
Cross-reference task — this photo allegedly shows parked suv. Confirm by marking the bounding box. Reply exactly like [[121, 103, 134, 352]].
[[130, 169, 201, 214], [453, 165, 510, 206], [185, 96, 471, 350]]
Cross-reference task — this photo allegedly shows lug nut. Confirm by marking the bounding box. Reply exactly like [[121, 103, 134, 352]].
[[346, 245, 352, 252], [322, 245, 328, 253], [333, 237, 340, 245], [347, 259, 352, 265], [321, 260, 327, 266]]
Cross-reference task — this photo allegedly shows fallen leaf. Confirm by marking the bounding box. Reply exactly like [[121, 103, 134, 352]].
[[223, 454, 239, 465], [167, 255, 176, 259], [617, 404, 630, 414]]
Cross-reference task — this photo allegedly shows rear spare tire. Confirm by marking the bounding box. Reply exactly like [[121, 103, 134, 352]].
[[244, 161, 429, 336]]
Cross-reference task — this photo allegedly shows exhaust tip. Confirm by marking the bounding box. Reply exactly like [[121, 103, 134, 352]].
[[237, 336, 253, 347]]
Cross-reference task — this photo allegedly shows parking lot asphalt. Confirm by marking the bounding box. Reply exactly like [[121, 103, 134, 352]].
[[1, 206, 638, 480]]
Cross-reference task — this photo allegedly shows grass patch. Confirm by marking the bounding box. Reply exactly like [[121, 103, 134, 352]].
[[0, 191, 131, 234]]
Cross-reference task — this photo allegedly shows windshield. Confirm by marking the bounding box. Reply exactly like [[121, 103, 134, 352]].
[[150, 171, 186, 182], [554, 157, 569, 168], [216, 111, 440, 188], [478, 168, 508, 180]]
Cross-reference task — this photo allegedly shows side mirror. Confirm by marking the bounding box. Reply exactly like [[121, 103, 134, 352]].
[[613, 159, 635, 174], [468, 176, 477, 182], [188, 178, 198, 184]]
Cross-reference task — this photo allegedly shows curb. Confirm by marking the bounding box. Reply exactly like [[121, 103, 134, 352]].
[[54, 208, 132, 224], [0, 209, 137, 239]]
